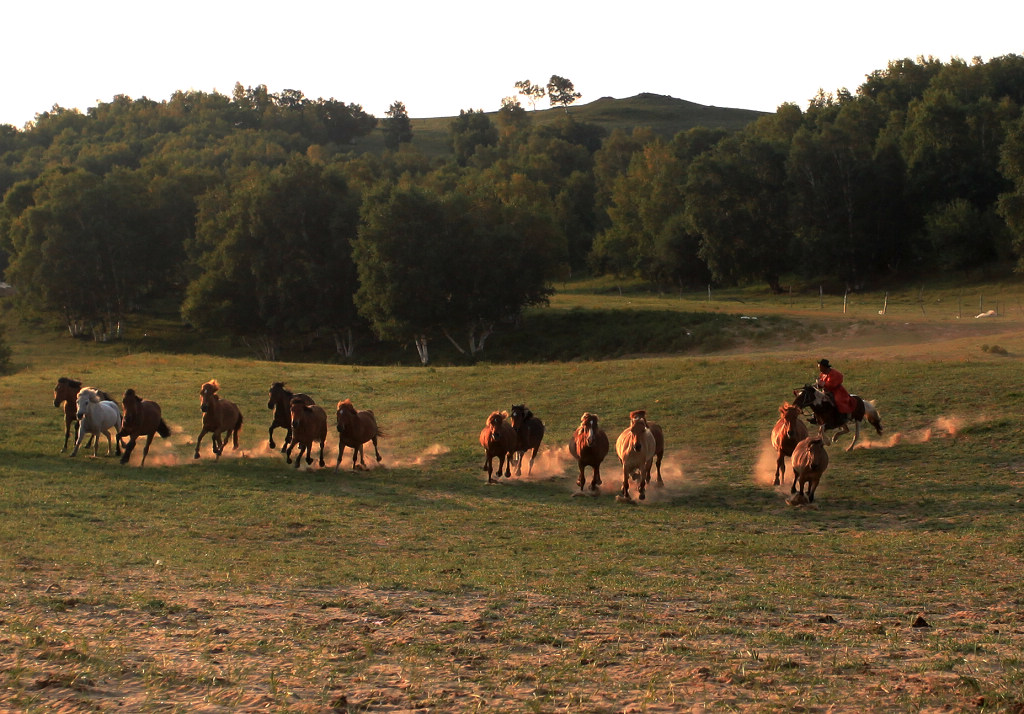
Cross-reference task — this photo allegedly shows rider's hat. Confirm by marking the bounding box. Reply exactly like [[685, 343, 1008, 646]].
[[818, 358, 831, 370]]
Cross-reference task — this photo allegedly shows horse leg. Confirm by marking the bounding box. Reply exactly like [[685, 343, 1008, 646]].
[[120, 437, 137, 465], [194, 428, 210, 459], [845, 421, 861, 452], [138, 434, 155, 467]]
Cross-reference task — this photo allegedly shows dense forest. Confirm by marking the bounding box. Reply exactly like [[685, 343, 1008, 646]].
[[4, 56, 1024, 362]]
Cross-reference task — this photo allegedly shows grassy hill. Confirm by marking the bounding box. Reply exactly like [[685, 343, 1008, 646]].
[[352, 93, 768, 157]]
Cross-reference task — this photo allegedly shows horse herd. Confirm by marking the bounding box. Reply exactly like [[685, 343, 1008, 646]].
[[53, 376, 883, 504]]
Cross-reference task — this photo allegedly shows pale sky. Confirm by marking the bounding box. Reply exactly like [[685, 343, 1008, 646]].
[[3, 0, 1023, 128]]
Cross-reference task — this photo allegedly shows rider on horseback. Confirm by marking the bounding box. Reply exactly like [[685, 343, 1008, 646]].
[[815, 359, 855, 415]]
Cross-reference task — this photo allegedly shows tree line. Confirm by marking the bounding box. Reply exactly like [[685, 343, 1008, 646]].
[[3, 59, 1024, 362]]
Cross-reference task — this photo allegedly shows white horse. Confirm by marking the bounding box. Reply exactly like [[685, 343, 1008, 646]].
[[71, 387, 123, 457]]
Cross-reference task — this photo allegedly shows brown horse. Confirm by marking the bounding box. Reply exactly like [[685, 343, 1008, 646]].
[[118, 388, 171, 467], [194, 380, 244, 460], [633, 410, 665, 487], [334, 399, 383, 471], [569, 412, 609, 492], [615, 410, 657, 501], [480, 411, 517, 484], [509, 404, 545, 477], [286, 397, 327, 469], [771, 402, 808, 486], [54, 377, 116, 453], [268, 382, 314, 452]]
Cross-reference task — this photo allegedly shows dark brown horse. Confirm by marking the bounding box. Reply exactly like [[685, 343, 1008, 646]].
[[54, 377, 116, 453], [194, 380, 244, 460], [334, 399, 383, 471], [480, 411, 517, 484], [509, 404, 545, 477], [569, 412, 609, 492], [118, 388, 171, 467], [268, 382, 314, 452], [286, 397, 327, 469]]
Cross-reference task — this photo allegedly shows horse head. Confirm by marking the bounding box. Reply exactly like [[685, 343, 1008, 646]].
[[200, 380, 220, 413], [269, 382, 290, 410], [336, 399, 357, 434], [509, 404, 532, 430], [578, 412, 600, 447]]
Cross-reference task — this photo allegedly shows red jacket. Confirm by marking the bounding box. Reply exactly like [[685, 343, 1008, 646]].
[[818, 368, 855, 414]]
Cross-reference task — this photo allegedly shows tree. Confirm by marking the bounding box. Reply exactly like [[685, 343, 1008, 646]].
[[352, 181, 556, 364], [182, 158, 361, 359], [383, 101, 413, 150], [547, 75, 582, 112], [448, 109, 499, 166], [514, 79, 546, 110]]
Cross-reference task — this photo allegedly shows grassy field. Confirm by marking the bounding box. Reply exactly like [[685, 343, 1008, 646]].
[[2, 282, 1024, 712]]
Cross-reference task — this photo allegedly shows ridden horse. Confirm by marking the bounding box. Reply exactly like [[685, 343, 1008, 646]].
[[509, 404, 545, 477], [54, 377, 115, 453], [770, 402, 808, 485], [615, 410, 657, 501], [334, 399, 383, 471], [632, 410, 665, 486], [569, 412, 609, 492], [194, 380, 244, 460], [792, 384, 882, 451], [286, 397, 327, 469], [790, 436, 829, 503], [479, 411, 517, 484], [118, 388, 171, 466], [268, 382, 314, 452], [70, 387, 122, 458]]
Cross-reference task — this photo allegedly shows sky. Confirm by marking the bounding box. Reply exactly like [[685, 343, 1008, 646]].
[[4, 0, 1024, 128]]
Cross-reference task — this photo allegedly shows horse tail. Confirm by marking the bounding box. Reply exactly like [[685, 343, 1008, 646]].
[[157, 419, 171, 438]]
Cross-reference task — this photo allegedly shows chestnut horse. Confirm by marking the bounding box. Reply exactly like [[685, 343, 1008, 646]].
[[54, 377, 116, 453], [480, 411, 517, 484], [509, 404, 545, 477], [286, 397, 327, 469], [334, 399, 383, 471], [633, 410, 665, 487], [118, 388, 171, 466], [569, 412, 609, 492], [771, 402, 808, 486], [615, 410, 657, 501], [268, 382, 314, 452], [194, 380, 244, 460]]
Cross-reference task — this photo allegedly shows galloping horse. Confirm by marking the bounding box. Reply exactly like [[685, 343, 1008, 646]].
[[792, 384, 882, 451], [569, 412, 609, 492], [286, 397, 327, 469], [633, 410, 665, 486], [71, 387, 122, 458], [54, 377, 116, 453], [334, 399, 383, 471], [194, 380, 243, 460], [480, 411, 517, 484], [615, 410, 657, 501], [770, 402, 808, 485], [268, 382, 314, 452], [119, 389, 171, 466], [509, 404, 545, 477]]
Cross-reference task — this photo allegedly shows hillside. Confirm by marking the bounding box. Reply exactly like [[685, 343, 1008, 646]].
[[353, 93, 768, 157]]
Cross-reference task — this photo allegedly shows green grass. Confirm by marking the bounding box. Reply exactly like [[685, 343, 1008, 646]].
[[2, 282, 1024, 710]]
